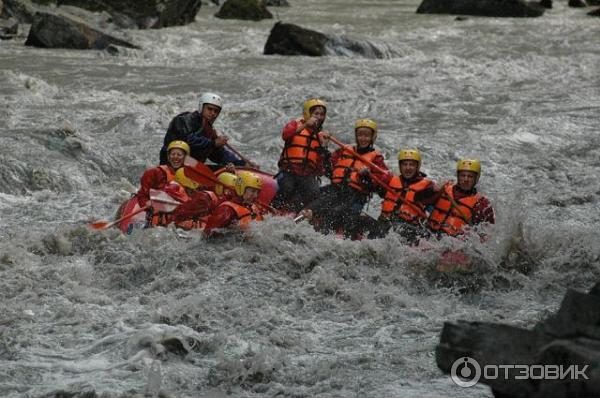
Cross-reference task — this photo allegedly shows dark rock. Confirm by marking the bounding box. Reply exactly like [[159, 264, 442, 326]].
[[266, 0, 289, 6], [455, 15, 468, 20], [0, 16, 18, 36], [539, 0, 552, 8], [535, 339, 600, 397], [0, 0, 3, 16], [588, 0, 600, 5], [1, 0, 39, 22], [568, 0, 587, 6], [535, 289, 600, 339], [30, 0, 202, 29], [264, 21, 395, 59], [589, 6, 600, 14], [25, 11, 139, 49], [264, 21, 327, 56], [416, 0, 545, 17], [436, 321, 554, 397], [215, 0, 272, 21]]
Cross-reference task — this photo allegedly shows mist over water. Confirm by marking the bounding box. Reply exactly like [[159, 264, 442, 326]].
[[1, 0, 599, 396]]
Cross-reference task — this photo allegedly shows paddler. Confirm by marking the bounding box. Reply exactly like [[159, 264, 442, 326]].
[[373, 149, 439, 243], [159, 92, 256, 170], [427, 159, 495, 237], [271, 98, 331, 213], [299, 118, 389, 239], [204, 171, 265, 237]]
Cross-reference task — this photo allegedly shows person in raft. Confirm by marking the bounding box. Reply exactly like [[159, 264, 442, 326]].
[[427, 158, 494, 237], [159, 92, 255, 170], [373, 149, 440, 243], [271, 98, 331, 213], [204, 170, 265, 237], [135, 140, 190, 208], [299, 118, 389, 239]]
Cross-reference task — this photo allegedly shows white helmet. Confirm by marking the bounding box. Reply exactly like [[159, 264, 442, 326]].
[[199, 92, 223, 110]]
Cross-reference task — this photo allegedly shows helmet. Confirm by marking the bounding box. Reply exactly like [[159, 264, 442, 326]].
[[199, 92, 223, 110], [215, 172, 238, 196], [456, 158, 481, 182], [354, 118, 378, 143], [234, 171, 263, 197], [398, 149, 421, 167], [167, 140, 190, 155], [302, 98, 327, 120], [175, 168, 199, 190]]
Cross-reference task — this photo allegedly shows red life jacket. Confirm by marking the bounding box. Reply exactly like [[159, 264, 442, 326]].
[[331, 147, 380, 193], [381, 176, 431, 224], [279, 124, 324, 174], [427, 184, 479, 236]]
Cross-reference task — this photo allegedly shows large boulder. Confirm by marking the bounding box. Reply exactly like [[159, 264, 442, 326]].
[[215, 0, 272, 20], [25, 11, 139, 49], [589, 7, 600, 15], [28, 0, 202, 28], [264, 21, 396, 59], [416, 0, 545, 17], [437, 284, 600, 398], [568, 0, 588, 6]]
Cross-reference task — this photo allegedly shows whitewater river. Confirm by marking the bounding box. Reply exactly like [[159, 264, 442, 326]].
[[1, 0, 599, 396]]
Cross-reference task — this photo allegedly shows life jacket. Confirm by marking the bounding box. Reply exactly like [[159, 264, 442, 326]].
[[220, 201, 264, 228], [381, 176, 431, 224], [172, 190, 219, 230], [159, 165, 176, 182], [331, 147, 380, 193], [279, 123, 324, 174], [427, 184, 480, 236]]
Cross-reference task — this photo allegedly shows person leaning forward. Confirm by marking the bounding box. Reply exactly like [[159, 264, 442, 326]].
[[159, 92, 250, 170], [271, 98, 331, 213]]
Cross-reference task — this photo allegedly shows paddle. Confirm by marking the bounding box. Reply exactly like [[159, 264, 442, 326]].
[[89, 190, 182, 230], [225, 143, 258, 169], [89, 205, 149, 230], [328, 135, 428, 219], [183, 157, 279, 214]]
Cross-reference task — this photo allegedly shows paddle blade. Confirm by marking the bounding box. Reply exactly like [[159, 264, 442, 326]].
[[149, 189, 182, 213], [89, 220, 113, 230]]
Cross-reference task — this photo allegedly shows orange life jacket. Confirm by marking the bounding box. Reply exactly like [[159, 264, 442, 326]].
[[279, 124, 324, 173], [331, 147, 380, 193], [427, 184, 480, 236], [381, 176, 431, 224], [150, 189, 217, 229], [220, 201, 264, 228], [159, 165, 176, 182]]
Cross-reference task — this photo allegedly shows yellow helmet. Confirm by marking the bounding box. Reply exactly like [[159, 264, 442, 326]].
[[215, 172, 238, 196], [234, 171, 263, 197], [354, 118, 378, 143], [175, 167, 199, 190], [457, 158, 481, 182], [302, 98, 327, 120], [398, 149, 421, 165], [167, 140, 190, 156]]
